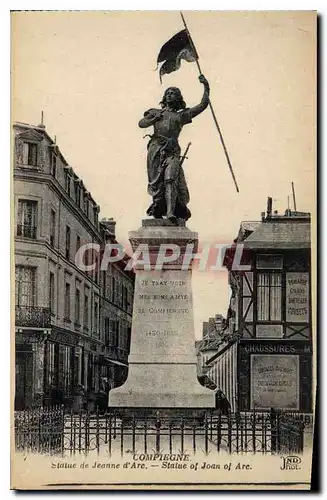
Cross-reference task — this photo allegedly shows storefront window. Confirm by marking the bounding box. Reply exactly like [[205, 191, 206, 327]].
[[59, 345, 73, 397], [46, 342, 56, 389]]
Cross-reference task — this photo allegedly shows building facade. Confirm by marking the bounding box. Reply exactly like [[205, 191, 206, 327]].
[[205, 201, 312, 413], [99, 219, 134, 392], [195, 315, 226, 381], [14, 121, 134, 410]]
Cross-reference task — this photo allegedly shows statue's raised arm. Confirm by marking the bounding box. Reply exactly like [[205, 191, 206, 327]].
[[188, 74, 210, 119]]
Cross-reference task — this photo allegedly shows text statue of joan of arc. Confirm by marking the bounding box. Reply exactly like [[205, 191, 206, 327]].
[[139, 75, 210, 223]]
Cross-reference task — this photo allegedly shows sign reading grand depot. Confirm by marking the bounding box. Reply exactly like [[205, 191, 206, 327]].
[[251, 355, 299, 410]]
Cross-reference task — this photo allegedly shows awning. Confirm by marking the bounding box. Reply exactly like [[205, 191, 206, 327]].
[[104, 357, 128, 367]]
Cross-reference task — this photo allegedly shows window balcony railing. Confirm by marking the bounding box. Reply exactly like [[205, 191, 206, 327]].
[[15, 306, 51, 328], [16, 225, 37, 239]]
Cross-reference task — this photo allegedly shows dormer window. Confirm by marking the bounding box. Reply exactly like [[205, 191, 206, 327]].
[[23, 142, 38, 167], [83, 194, 89, 215], [64, 170, 71, 196], [50, 151, 57, 177], [93, 206, 98, 226], [74, 180, 81, 207]]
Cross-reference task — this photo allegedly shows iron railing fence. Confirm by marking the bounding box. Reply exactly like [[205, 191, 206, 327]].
[[15, 305, 51, 328], [281, 411, 314, 427], [271, 410, 305, 455], [14, 406, 306, 457], [14, 405, 64, 454]]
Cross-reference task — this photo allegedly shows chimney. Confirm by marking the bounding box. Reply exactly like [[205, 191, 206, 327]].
[[267, 197, 272, 218], [215, 314, 223, 328], [101, 217, 116, 237], [202, 322, 209, 338], [208, 317, 215, 330]]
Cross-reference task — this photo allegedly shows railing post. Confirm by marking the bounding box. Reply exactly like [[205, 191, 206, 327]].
[[192, 420, 196, 455], [155, 412, 161, 454], [217, 411, 222, 452], [132, 413, 136, 454], [144, 418, 147, 454], [169, 420, 173, 454], [227, 411, 232, 454], [270, 407, 279, 454], [204, 413, 208, 455], [120, 416, 124, 458]]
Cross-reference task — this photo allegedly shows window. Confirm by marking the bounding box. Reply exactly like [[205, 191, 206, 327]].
[[65, 171, 71, 195], [84, 249, 89, 268], [119, 320, 128, 350], [83, 195, 88, 215], [15, 266, 36, 307], [94, 302, 99, 333], [102, 272, 107, 297], [17, 200, 37, 239], [64, 282, 71, 320], [104, 317, 110, 346], [123, 286, 128, 310], [93, 207, 98, 226], [84, 290, 89, 330], [50, 151, 57, 177], [112, 277, 116, 303], [23, 142, 38, 167], [74, 182, 81, 207], [120, 284, 124, 307], [109, 319, 119, 347], [95, 255, 99, 285], [257, 273, 282, 321], [65, 226, 71, 260], [76, 234, 81, 256], [59, 345, 72, 397], [75, 287, 80, 326], [49, 272, 55, 314], [50, 209, 56, 246], [46, 342, 56, 390], [87, 353, 95, 392], [257, 254, 283, 270]]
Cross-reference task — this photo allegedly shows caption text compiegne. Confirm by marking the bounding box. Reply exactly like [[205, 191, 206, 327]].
[[51, 453, 252, 471]]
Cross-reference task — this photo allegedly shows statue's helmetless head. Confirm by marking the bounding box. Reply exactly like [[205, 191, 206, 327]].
[[160, 87, 186, 110]]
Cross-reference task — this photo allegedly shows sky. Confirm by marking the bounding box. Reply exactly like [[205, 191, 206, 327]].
[[11, 11, 316, 338]]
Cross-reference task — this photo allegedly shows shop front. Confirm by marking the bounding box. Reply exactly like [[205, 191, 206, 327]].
[[238, 340, 312, 412]]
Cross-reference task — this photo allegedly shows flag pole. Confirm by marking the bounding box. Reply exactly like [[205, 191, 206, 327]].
[[180, 11, 240, 193]]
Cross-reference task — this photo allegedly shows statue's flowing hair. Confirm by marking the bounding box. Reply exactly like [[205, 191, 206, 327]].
[[160, 87, 186, 111]]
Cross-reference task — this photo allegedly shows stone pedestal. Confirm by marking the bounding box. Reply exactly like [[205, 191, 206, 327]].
[[109, 219, 215, 408]]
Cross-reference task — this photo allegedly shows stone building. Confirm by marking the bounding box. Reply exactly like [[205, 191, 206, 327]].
[[14, 121, 134, 409], [195, 314, 226, 380], [99, 219, 134, 392], [205, 200, 313, 413]]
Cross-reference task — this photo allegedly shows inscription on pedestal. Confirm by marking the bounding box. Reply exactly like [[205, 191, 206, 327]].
[[128, 270, 195, 363]]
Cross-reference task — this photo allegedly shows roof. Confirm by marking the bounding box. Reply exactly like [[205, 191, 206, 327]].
[[242, 220, 311, 249], [206, 336, 239, 366], [237, 221, 261, 242], [14, 121, 99, 206], [196, 338, 219, 352], [206, 338, 224, 350]]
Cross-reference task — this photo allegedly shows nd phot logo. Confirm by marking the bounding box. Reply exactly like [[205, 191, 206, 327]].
[[280, 455, 302, 470]]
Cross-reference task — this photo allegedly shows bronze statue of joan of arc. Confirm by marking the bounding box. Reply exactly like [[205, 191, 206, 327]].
[[138, 74, 210, 223]]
